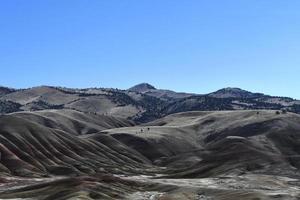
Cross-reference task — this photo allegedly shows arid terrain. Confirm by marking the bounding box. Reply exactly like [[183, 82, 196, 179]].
[[0, 85, 300, 199]]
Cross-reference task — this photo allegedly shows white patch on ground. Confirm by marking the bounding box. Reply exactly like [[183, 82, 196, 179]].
[[0, 176, 66, 192], [124, 174, 300, 198], [0, 199, 32, 200], [127, 191, 164, 200]]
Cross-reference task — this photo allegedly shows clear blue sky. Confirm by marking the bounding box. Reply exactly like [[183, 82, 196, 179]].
[[1, 1, 300, 98]]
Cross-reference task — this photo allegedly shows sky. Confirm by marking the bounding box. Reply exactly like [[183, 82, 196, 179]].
[[1, 1, 300, 98]]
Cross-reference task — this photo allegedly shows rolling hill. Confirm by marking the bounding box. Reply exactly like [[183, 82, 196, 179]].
[[0, 109, 151, 178], [0, 110, 299, 199], [0, 84, 300, 199], [0, 84, 300, 123], [105, 110, 300, 177]]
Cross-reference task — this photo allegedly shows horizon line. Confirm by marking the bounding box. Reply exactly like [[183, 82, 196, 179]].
[[1, 83, 299, 100]]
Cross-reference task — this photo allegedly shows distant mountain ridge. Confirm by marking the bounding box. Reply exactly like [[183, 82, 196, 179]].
[[0, 83, 299, 122]]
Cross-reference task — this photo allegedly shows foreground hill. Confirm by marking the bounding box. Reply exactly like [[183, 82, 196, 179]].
[[0, 110, 151, 177], [0, 110, 300, 199], [106, 110, 300, 178]]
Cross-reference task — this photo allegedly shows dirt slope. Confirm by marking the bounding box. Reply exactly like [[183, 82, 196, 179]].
[[0, 110, 150, 177], [106, 110, 300, 178]]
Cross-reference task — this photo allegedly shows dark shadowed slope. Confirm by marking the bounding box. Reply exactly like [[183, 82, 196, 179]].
[[0, 100, 21, 114], [0, 86, 15, 97]]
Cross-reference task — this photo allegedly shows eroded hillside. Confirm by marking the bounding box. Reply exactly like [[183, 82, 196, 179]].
[[0, 110, 299, 199]]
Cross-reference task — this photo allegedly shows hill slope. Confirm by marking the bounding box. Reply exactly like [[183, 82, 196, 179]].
[[1, 84, 300, 123], [0, 110, 150, 177], [105, 110, 300, 178], [0, 110, 300, 199]]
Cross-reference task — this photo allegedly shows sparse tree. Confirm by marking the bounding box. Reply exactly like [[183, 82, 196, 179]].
[[281, 109, 287, 114]]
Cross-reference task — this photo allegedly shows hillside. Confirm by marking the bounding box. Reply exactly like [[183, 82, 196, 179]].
[[208, 87, 264, 98], [105, 110, 300, 177], [128, 83, 194, 101], [0, 110, 300, 199], [0, 84, 299, 124], [0, 84, 299, 199], [0, 86, 15, 97], [0, 110, 151, 178]]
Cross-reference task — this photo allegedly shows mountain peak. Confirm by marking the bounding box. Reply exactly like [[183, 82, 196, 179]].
[[209, 87, 264, 98], [222, 87, 244, 91], [128, 83, 156, 93]]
